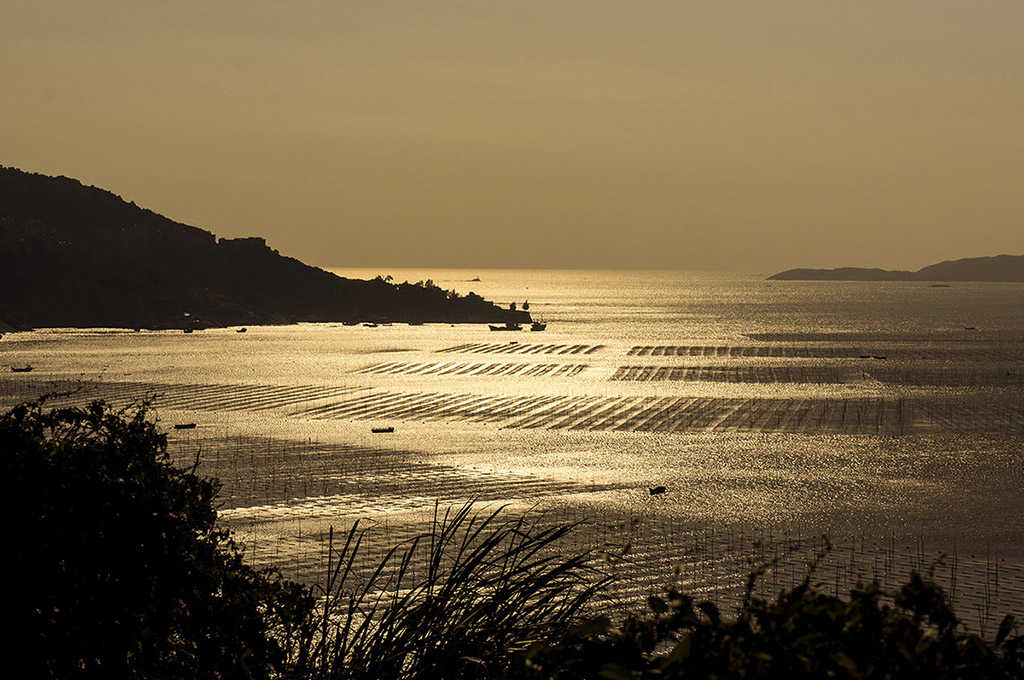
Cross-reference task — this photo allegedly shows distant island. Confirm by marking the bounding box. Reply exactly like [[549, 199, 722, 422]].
[[768, 255, 1024, 282], [0, 166, 530, 332]]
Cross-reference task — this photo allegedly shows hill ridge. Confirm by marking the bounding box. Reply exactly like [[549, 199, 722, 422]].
[[768, 255, 1024, 282], [0, 166, 528, 331]]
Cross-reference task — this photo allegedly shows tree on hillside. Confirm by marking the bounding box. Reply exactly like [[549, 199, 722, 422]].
[[2, 400, 312, 679]]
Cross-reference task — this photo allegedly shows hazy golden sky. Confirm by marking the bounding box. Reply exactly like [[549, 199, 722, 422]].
[[3, 1, 1022, 271]]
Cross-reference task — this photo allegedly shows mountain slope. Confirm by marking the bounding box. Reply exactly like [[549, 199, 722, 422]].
[[768, 255, 1024, 282], [915, 255, 1024, 282], [0, 166, 527, 330]]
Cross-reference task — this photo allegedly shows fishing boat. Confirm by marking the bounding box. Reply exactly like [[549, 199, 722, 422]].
[[489, 322, 522, 331]]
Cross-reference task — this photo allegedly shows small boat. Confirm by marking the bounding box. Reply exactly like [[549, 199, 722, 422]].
[[530, 322, 547, 332], [342, 321, 359, 326], [11, 365, 33, 373], [183, 328, 194, 334], [173, 423, 197, 430], [371, 426, 395, 433], [363, 323, 379, 328], [649, 486, 667, 495], [489, 322, 522, 332], [237, 328, 247, 333]]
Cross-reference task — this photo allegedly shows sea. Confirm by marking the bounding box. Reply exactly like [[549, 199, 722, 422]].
[[3, 269, 1023, 629]]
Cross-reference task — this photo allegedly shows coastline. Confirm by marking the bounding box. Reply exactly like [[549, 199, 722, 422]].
[[4, 270, 1023, 635]]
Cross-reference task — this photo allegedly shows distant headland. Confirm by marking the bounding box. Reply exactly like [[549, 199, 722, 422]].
[[768, 255, 1024, 282], [0, 166, 530, 332]]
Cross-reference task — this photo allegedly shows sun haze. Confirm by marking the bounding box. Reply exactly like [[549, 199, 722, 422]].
[[3, 1, 1022, 272]]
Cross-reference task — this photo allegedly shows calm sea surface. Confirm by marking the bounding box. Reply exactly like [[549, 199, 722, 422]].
[[3, 269, 1023, 623]]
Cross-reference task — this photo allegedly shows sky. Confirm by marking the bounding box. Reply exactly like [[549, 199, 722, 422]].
[[2, 1, 1023, 272]]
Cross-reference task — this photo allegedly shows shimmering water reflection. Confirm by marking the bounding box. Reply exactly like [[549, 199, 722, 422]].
[[2, 270, 1022, 628]]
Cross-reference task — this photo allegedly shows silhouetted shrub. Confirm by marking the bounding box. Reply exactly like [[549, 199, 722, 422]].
[[3, 400, 312, 679], [513, 571, 1023, 679]]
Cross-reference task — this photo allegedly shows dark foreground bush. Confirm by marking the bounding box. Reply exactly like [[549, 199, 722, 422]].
[[299, 514, 1024, 679], [3, 400, 311, 679], [514, 568, 1023, 680]]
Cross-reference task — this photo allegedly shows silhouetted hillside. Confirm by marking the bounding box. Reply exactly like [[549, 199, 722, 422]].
[[0, 166, 529, 330], [915, 255, 1024, 282], [768, 255, 1024, 282], [767, 267, 918, 282]]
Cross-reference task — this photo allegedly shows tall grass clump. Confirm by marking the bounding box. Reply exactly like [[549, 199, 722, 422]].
[[291, 503, 610, 680]]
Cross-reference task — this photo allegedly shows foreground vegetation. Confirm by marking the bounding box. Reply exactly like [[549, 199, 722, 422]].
[[4, 400, 1021, 678], [4, 399, 311, 678]]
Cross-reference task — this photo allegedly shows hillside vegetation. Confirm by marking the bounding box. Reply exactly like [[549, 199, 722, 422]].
[[0, 166, 527, 330]]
